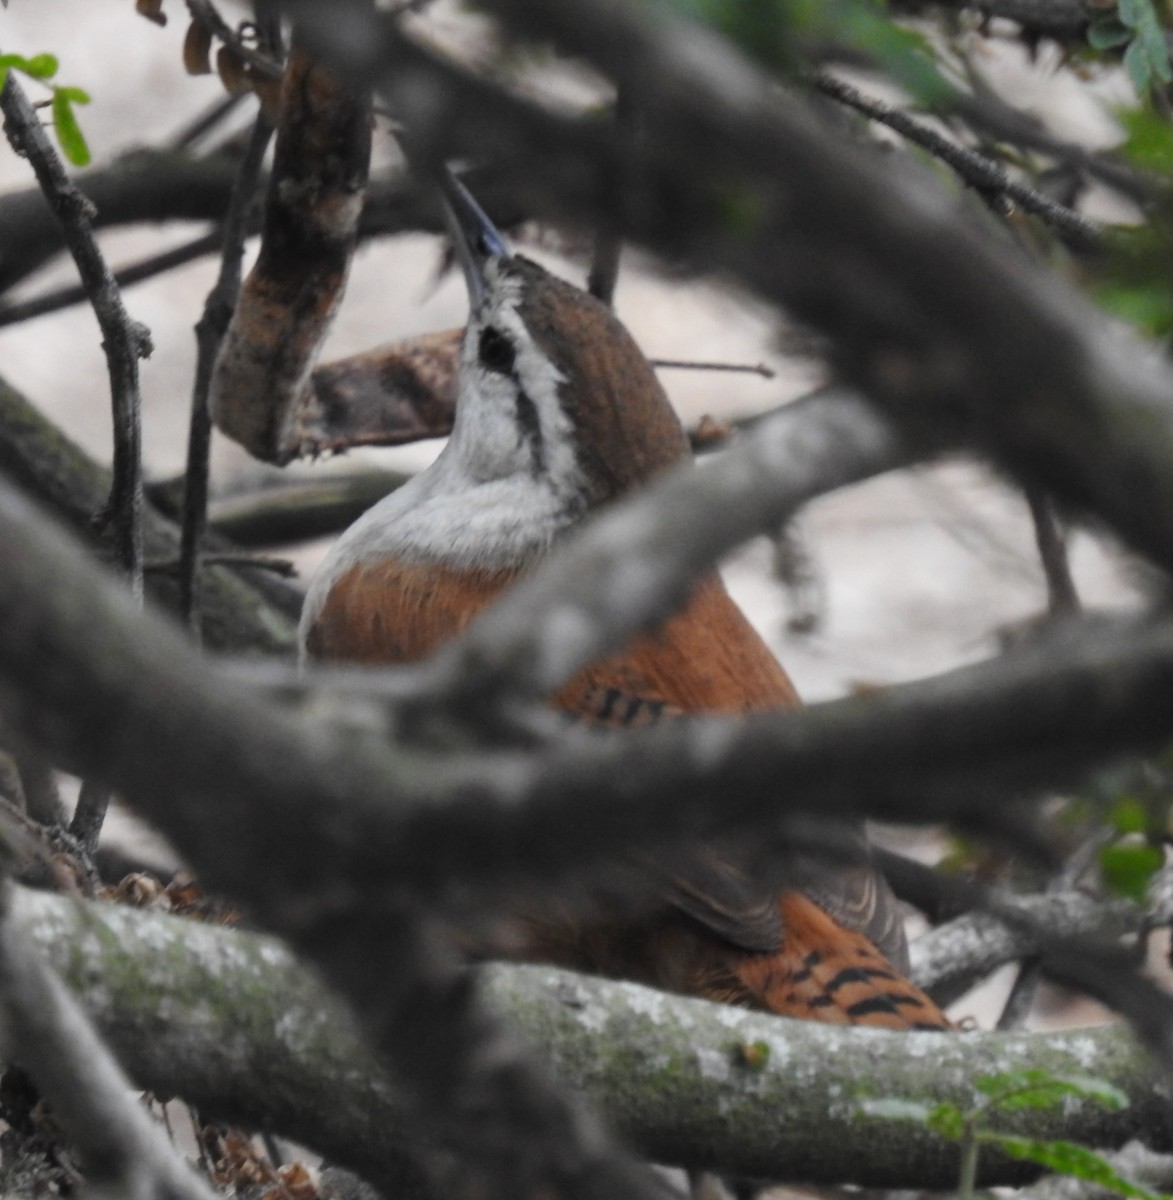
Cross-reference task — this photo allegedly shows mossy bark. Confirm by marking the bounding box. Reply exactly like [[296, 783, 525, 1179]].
[[14, 888, 1170, 1192]]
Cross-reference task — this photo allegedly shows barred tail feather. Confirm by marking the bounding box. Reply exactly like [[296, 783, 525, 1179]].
[[733, 892, 951, 1031]]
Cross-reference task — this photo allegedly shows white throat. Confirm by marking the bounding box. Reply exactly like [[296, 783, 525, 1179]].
[[300, 263, 586, 645]]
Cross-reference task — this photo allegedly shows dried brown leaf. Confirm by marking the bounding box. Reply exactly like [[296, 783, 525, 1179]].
[[183, 18, 213, 75], [135, 0, 167, 27], [216, 44, 252, 96]]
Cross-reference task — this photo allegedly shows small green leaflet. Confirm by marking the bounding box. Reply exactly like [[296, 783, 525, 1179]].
[[51, 85, 92, 166], [0, 51, 59, 89], [975, 1069, 1128, 1113], [1096, 0, 1173, 96], [992, 1136, 1173, 1200], [0, 51, 91, 166], [1101, 841, 1164, 902]]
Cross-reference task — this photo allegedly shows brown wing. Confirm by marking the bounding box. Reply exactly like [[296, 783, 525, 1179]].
[[557, 572, 909, 966]]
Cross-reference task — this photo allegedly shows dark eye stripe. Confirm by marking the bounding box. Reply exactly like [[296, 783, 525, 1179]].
[[478, 326, 516, 375], [515, 388, 545, 474]]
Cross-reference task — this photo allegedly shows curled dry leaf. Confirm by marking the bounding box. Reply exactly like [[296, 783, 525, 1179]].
[[202, 1129, 276, 1191], [298, 328, 461, 456], [211, 47, 372, 463], [107, 871, 167, 908], [216, 44, 252, 96], [269, 1162, 321, 1200], [690, 413, 732, 449], [135, 0, 167, 27], [183, 18, 213, 75]]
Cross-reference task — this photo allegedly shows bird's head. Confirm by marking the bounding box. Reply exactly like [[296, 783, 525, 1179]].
[[440, 172, 690, 511]]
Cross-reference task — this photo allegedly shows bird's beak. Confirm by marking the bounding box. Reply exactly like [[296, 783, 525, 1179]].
[[438, 168, 510, 311]]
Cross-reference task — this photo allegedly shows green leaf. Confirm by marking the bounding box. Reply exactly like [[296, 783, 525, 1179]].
[[1111, 796, 1148, 835], [54, 85, 90, 105], [19, 52, 58, 79], [1147, 37, 1173, 83], [0, 51, 59, 79], [1096, 278, 1173, 336], [50, 88, 90, 166], [925, 1103, 967, 1140], [860, 1098, 936, 1122], [977, 1070, 1128, 1113], [1088, 17, 1134, 47], [1125, 38, 1152, 95], [1101, 841, 1164, 901], [988, 1135, 1171, 1200], [1088, 16, 1133, 46], [1134, 0, 1172, 78]]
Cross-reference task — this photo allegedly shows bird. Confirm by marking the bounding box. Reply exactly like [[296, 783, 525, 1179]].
[[299, 171, 950, 1033]]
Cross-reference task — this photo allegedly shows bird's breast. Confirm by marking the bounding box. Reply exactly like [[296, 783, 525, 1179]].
[[303, 556, 520, 664], [305, 547, 801, 719]]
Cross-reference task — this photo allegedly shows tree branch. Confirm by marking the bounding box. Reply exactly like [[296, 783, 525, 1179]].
[[14, 887, 1169, 1191], [0, 374, 299, 654], [0, 886, 217, 1200], [3, 430, 1173, 921], [911, 891, 1142, 1004], [812, 72, 1103, 252], [180, 106, 275, 630], [0, 72, 147, 602], [0, 230, 224, 328]]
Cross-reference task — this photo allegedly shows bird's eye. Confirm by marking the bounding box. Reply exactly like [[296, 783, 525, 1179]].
[[478, 326, 516, 376]]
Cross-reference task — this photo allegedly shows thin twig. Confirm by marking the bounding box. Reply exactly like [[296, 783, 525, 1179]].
[[952, 79, 1150, 207], [180, 108, 277, 633], [813, 72, 1104, 251], [184, 0, 284, 81], [1026, 486, 1081, 618], [652, 358, 776, 378], [1, 72, 151, 862], [168, 92, 249, 151], [0, 73, 149, 603], [587, 87, 630, 306], [69, 781, 110, 864], [0, 229, 224, 328], [994, 825, 1114, 1031], [149, 553, 297, 578]]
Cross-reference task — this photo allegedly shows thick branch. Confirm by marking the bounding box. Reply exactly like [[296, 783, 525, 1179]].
[[0, 374, 298, 654], [0, 149, 242, 293], [4, 442, 1173, 919], [0, 887, 216, 1200], [14, 887, 1168, 1190]]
